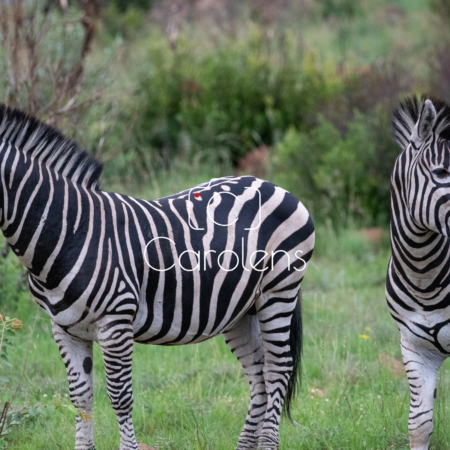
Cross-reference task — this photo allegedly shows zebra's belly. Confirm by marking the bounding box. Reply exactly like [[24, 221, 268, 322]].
[[134, 329, 219, 345], [132, 319, 235, 345], [132, 290, 256, 345]]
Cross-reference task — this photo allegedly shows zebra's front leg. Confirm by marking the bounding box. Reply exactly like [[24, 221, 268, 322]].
[[401, 335, 444, 450], [98, 320, 138, 450], [224, 313, 266, 450], [52, 321, 95, 450]]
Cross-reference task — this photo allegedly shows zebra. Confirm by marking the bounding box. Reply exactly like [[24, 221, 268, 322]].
[[387, 96, 450, 450], [0, 104, 315, 450]]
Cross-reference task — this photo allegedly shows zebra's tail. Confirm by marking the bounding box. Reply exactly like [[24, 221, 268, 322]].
[[283, 289, 302, 420]]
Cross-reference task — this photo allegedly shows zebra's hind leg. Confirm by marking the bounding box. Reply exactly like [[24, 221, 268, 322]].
[[401, 334, 444, 450], [256, 291, 301, 450], [98, 320, 138, 450], [223, 312, 266, 450], [52, 321, 96, 450]]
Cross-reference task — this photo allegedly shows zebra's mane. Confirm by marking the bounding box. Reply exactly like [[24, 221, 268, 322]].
[[0, 104, 102, 190], [392, 95, 450, 151]]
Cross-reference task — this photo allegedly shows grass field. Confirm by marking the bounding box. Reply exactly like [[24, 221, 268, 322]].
[[2, 229, 450, 450]]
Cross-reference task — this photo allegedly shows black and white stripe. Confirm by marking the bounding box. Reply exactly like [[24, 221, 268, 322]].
[[0, 105, 315, 450], [387, 96, 450, 450]]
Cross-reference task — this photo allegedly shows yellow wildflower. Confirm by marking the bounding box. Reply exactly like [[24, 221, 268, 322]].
[[359, 334, 369, 340]]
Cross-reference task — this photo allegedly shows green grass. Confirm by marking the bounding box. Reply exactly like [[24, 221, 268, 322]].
[[2, 230, 450, 450]]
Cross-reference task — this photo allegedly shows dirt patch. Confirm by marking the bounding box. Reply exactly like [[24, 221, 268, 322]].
[[309, 387, 324, 397], [236, 146, 269, 178], [378, 352, 404, 378], [358, 227, 384, 244], [138, 444, 157, 450]]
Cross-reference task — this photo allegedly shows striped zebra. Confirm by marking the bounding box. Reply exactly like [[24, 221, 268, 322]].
[[0, 105, 315, 450], [388, 96, 450, 450]]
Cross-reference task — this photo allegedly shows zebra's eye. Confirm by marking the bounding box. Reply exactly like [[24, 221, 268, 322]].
[[432, 168, 450, 179]]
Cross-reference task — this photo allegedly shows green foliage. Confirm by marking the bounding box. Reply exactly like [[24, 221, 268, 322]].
[[0, 404, 57, 449], [0, 7, 85, 112], [273, 108, 398, 225], [0, 313, 78, 449], [313, 225, 382, 261], [101, 4, 146, 38], [0, 316, 23, 382], [0, 0, 440, 230], [0, 0, 434, 230], [108, 0, 154, 13], [320, 0, 360, 20], [124, 28, 339, 170], [0, 315, 23, 445], [430, 0, 450, 22], [0, 251, 29, 315]]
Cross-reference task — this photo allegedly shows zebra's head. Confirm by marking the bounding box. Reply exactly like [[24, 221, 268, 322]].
[[392, 96, 450, 235]]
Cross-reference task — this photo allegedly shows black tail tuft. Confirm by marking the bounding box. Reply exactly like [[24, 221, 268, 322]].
[[283, 290, 303, 420]]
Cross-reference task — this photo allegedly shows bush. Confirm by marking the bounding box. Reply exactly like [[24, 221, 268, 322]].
[[116, 27, 340, 172], [0, 1, 108, 150], [0, 253, 28, 316], [272, 107, 398, 226], [101, 4, 146, 38]]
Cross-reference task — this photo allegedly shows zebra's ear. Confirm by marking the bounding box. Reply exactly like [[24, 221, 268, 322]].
[[411, 99, 436, 147]]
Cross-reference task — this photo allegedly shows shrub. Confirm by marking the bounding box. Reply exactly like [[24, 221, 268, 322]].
[[116, 27, 340, 173], [272, 108, 398, 226]]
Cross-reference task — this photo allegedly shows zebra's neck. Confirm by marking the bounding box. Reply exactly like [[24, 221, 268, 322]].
[[0, 142, 88, 277], [390, 193, 450, 294], [390, 149, 450, 294]]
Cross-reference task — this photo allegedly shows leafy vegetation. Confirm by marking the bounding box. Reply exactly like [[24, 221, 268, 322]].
[[273, 109, 395, 225], [0, 314, 23, 447], [0, 258, 78, 450], [1, 0, 449, 226]]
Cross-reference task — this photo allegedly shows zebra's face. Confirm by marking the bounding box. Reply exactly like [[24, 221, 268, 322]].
[[405, 100, 450, 235], [410, 137, 450, 235]]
